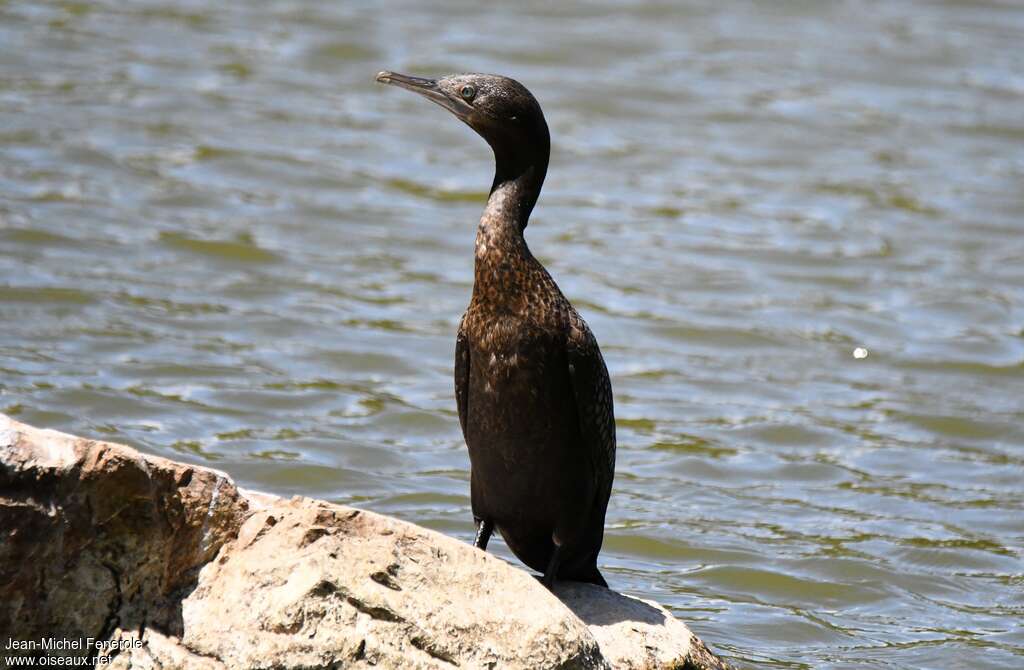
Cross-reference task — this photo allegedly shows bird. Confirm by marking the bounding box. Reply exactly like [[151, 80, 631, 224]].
[[376, 70, 616, 588]]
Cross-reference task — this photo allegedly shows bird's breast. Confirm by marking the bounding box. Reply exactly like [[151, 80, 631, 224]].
[[464, 318, 574, 437], [468, 318, 555, 393]]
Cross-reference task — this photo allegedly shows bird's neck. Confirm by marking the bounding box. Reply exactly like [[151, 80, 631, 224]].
[[472, 163, 546, 306]]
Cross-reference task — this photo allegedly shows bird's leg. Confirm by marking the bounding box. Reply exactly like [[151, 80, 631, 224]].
[[541, 543, 564, 590], [473, 517, 494, 550]]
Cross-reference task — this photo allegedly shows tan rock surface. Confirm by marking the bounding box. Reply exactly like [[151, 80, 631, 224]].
[[0, 414, 250, 643], [181, 498, 606, 669], [1, 414, 732, 669]]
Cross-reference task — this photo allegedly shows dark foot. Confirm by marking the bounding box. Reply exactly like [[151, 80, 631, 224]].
[[583, 567, 608, 588], [541, 544, 564, 590], [473, 517, 494, 551]]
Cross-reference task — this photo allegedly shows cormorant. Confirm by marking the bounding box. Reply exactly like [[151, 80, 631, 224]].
[[376, 71, 616, 588]]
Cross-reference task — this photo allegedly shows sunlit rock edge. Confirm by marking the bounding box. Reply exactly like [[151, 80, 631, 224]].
[[0, 414, 730, 670]]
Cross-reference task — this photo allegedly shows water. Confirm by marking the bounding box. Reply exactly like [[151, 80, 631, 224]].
[[2, 1, 1023, 667]]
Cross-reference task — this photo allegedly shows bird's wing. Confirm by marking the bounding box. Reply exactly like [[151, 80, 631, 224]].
[[455, 312, 470, 437], [566, 312, 616, 506]]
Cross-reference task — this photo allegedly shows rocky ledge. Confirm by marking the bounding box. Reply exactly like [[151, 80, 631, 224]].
[[0, 414, 731, 669]]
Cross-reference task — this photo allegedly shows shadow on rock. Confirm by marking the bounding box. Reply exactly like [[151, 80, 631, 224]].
[[555, 582, 734, 670], [556, 582, 670, 626]]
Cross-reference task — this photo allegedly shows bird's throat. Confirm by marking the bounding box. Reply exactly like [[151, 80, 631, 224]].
[[472, 171, 541, 310]]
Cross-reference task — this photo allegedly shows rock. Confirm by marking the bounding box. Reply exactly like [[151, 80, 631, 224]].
[[556, 584, 732, 670], [0, 414, 250, 644], [107, 629, 226, 670], [1, 414, 732, 669], [180, 498, 606, 669]]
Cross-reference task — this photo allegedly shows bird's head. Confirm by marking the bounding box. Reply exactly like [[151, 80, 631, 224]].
[[376, 71, 550, 178]]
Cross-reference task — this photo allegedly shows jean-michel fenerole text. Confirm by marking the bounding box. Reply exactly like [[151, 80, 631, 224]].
[[5, 637, 142, 652]]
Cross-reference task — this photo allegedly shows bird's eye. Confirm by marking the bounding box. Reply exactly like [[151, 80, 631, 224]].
[[460, 85, 476, 101]]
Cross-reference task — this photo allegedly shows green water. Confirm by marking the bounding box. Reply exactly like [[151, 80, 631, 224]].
[[2, 1, 1023, 667]]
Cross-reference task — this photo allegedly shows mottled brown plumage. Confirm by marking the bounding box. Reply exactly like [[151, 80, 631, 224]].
[[377, 70, 616, 587]]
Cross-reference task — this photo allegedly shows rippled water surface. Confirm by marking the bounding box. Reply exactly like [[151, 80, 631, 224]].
[[3, 1, 1023, 667]]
